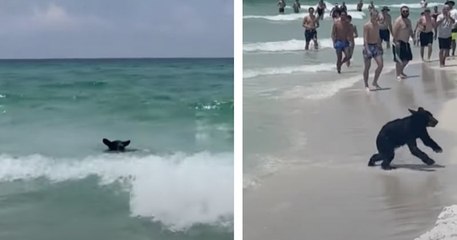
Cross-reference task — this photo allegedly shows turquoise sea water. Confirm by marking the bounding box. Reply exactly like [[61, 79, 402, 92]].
[[0, 58, 233, 240]]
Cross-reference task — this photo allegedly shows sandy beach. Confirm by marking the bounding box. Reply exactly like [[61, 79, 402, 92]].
[[244, 61, 457, 240]]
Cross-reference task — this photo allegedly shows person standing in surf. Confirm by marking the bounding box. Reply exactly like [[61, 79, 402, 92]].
[[368, 1, 375, 13], [432, 6, 440, 39], [378, 6, 393, 49], [417, 8, 435, 61], [293, 0, 301, 13], [317, 0, 327, 20], [436, 4, 455, 66], [357, 0, 363, 11], [278, 0, 286, 14], [420, 0, 428, 9], [392, 6, 414, 79], [340, 2, 348, 14], [331, 11, 351, 73], [347, 15, 358, 66], [303, 7, 320, 50], [363, 9, 384, 91]]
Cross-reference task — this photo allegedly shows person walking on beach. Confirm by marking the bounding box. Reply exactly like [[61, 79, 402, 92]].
[[420, 0, 428, 9], [331, 11, 351, 73], [363, 9, 384, 90], [293, 0, 301, 13], [347, 15, 358, 66], [432, 6, 440, 39], [278, 0, 286, 14], [379, 6, 393, 49], [446, 1, 457, 56], [317, 0, 326, 20], [392, 6, 414, 79], [417, 8, 435, 61], [357, 0, 363, 11], [340, 2, 348, 14], [303, 7, 320, 50], [414, 12, 425, 47], [436, 4, 455, 66]]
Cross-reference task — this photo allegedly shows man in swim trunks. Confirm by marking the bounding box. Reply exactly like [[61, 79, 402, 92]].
[[363, 9, 384, 90], [331, 11, 352, 73], [379, 6, 393, 49], [436, 4, 455, 66], [446, 0, 457, 55], [357, 0, 363, 12], [420, 0, 428, 9], [347, 15, 359, 66], [417, 8, 435, 60], [317, 0, 326, 20], [414, 12, 425, 46], [392, 6, 414, 79], [303, 7, 320, 50], [278, 0, 286, 14], [432, 6, 440, 39], [293, 0, 301, 13], [340, 2, 348, 14]]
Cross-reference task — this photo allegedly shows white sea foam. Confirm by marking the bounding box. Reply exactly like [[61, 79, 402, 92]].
[[415, 205, 457, 240], [244, 63, 336, 79], [0, 152, 233, 231], [244, 37, 363, 52], [244, 11, 364, 21]]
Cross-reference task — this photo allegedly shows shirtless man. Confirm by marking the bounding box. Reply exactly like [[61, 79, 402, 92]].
[[317, 0, 327, 20], [379, 6, 393, 49], [363, 9, 384, 90], [392, 6, 415, 79], [331, 11, 352, 73], [446, 0, 457, 56], [432, 6, 440, 39], [417, 8, 435, 60], [293, 0, 301, 13], [414, 12, 425, 46], [436, 4, 455, 66], [278, 0, 286, 14], [347, 15, 359, 66], [340, 2, 348, 14], [357, 0, 363, 11], [303, 7, 320, 50]]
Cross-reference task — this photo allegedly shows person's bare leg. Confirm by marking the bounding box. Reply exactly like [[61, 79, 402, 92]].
[[363, 57, 371, 89], [305, 41, 310, 50], [452, 40, 456, 56], [400, 61, 408, 77], [313, 39, 319, 50], [336, 50, 343, 73], [439, 49, 445, 67], [395, 61, 402, 78], [420, 46, 425, 60], [428, 44, 432, 60], [386, 41, 391, 49], [444, 49, 450, 66], [373, 55, 384, 88]]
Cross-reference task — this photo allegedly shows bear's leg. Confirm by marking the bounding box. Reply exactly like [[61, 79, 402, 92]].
[[381, 151, 395, 170], [407, 141, 435, 165], [368, 153, 383, 166]]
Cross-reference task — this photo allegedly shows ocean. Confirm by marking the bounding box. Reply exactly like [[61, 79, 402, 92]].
[[0, 58, 233, 240], [243, 0, 442, 187]]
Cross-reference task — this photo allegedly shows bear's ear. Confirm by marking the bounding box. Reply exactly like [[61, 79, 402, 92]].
[[408, 108, 417, 114], [418, 107, 424, 112]]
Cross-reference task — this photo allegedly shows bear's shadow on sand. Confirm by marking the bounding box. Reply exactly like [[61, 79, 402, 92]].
[[390, 164, 445, 172]]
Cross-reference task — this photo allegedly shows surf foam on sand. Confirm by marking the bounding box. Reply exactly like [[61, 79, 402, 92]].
[[415, 205, 457, 240]]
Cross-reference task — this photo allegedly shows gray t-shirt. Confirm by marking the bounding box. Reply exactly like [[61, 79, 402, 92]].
[[437, 14, 453, 38]]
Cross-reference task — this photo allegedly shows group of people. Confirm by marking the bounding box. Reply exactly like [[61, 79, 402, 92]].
[[299, 0, 457, 91]]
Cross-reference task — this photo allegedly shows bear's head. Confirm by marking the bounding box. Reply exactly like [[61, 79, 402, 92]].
[[408, 107, 438, 127]]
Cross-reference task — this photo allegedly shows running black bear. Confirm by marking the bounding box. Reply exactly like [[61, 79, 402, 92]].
[[368, 107, 442, 170]]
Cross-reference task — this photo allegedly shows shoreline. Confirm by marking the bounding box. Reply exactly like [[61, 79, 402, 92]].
[[244, 62, 457, 240]]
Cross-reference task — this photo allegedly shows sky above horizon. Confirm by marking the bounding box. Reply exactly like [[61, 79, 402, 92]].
[[0, 0, 233, 58]]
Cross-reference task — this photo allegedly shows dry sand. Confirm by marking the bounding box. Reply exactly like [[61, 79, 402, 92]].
[[244, 61, 457, 240]]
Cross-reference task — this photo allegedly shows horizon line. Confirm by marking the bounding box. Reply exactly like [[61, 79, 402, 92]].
[[0, 56, 234, 60]]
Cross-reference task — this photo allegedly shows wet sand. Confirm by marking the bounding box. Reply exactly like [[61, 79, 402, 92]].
[[244, 61, 457, 240]]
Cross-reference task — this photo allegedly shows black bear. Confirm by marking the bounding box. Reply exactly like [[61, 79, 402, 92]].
[[368, 107, 442, 170], [102, 138, 131, 152]]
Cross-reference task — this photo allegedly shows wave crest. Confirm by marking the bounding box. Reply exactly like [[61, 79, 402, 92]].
[[0, 152, 233, 231]]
